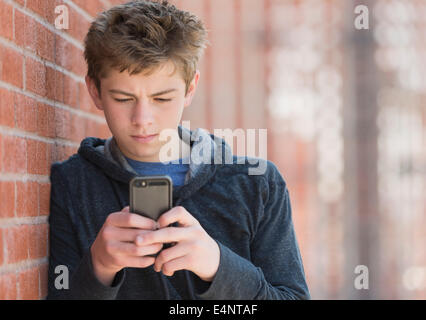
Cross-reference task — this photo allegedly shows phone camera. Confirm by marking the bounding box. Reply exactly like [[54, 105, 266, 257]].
[[135, 180, 147, 188]]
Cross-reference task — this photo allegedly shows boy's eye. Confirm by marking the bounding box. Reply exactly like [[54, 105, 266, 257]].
[[114, 98, 132, 103], [113, 98, 172, 103], [155, 98, 172, 103]]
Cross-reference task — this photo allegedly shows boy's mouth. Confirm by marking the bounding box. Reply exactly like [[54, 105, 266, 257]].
[[131, 134, 158, 143]]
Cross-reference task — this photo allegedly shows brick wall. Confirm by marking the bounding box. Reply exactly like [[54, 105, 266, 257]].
[[0, 0, 120, 300]]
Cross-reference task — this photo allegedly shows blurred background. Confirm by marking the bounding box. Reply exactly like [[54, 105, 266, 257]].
[[0, 0, 424, 299], [176, 0, 426, 299]]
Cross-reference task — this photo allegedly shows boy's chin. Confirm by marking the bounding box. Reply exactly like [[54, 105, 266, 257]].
[[116, 140, 158, 162], [130, 148, 161, 162]]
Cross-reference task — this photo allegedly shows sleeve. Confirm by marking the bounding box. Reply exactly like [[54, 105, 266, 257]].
[[46, 163, 125, 300], [196, 166, 311, 300]]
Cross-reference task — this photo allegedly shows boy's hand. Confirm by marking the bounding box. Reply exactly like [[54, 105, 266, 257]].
[[90, 206, 163, 286], [135, 206, 220, 282]]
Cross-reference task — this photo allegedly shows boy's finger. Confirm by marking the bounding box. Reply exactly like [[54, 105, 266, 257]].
[[154, 241, 191, 272], [157, 206, 199, 229], [137, 227, 189, 245], [108, 212, 157, 230], [125, 256, 156, 269], [114, 242, 163, 257], [111, 228, 152, 243], [160, 256, 188, 277]]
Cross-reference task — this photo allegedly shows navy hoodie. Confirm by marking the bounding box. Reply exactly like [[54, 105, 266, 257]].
[[47, 125, 310, 300]]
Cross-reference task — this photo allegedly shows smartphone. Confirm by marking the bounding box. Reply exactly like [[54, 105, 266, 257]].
[[129, 175, 173, 221]]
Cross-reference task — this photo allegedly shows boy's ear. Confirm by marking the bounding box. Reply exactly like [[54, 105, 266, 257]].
[[85, 76, 103, 111], [184, 70, 200, 108]]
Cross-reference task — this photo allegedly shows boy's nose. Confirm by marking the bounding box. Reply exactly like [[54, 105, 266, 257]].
[[131, 101, 154, 127]]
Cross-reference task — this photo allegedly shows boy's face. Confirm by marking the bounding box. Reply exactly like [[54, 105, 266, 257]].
[[86, 60, 199, 162]]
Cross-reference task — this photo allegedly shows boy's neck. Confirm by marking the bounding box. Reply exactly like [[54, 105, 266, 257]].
[[113, 134, 191, 164]]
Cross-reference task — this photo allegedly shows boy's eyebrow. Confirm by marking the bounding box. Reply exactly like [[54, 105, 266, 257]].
[[108, 88, 177, 98]]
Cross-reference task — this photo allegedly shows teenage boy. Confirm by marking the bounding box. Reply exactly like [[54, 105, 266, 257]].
[[47, 0, 310, 300]]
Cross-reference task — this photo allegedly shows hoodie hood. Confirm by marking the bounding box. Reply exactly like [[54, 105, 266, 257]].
[[77, 125, 232, 202]]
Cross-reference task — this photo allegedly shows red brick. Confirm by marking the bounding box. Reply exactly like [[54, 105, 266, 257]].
[[26, 0, 47, 20], [26, 57, 47, 97], [14, 94, 38, 134], [54, 35, 70, 69], [85, 118, 99, 138], [54, 107, 72, 139], [16, 13, 56, 63], [28, 223, 48, 259], [2, 135, 27, 174], [53, 144, 75, 162], [25, 0, 58, 24], [109, 0, 125, 5], [14, 0, 25, 6], [46, 0, 60, 25], [72, 54, 87, 78], [48, 142, 58, 163], [14, 10, 37, 53], [0, 46, 23, 88], [71, 113, 86, 142], [36, 23, 55, 63], [72, 0, 106, 18], [16, 180, 39, 217], [13, 9, 25, 45], [39, 262, 48, 299], [63, 75, 79, 109], [79, 81, 97, 113], [65, 145, 78, 159], [37, 103, 56, 138], [5, 225, 29, 264], [75, 58, 88, 79], [45, 66, 57, 102], [0, 134, 2, 173], [54, 70, 64, 103], [0, 228, 3, 265], [46, 141, 53, 170], [0, 180, 15, 218], [38, 182, 51, 216], [55, 35, 85, 77], [26, 139, 49, 175], [18, 267, 39, 300], [49, 142, 67, 163], [66, 6, 91, 43], [0, 88, 15, 128], [0, 1, 13, 40], [0, 273, 18, 299]]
